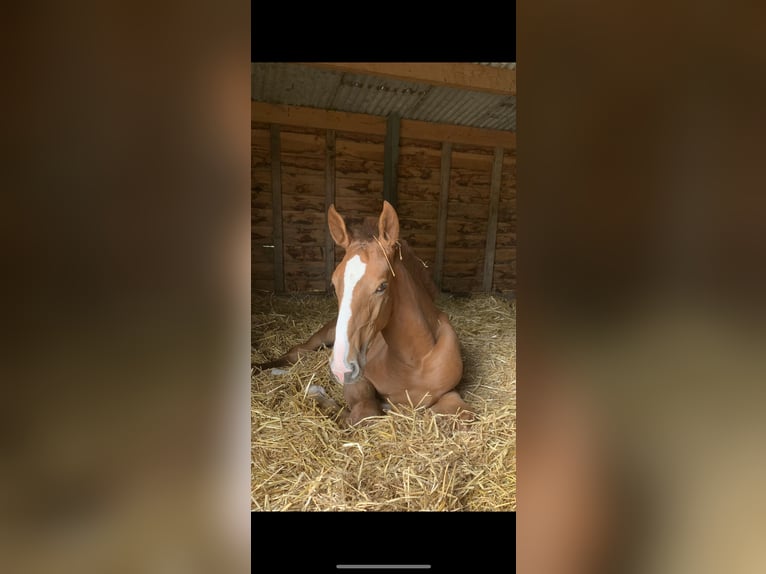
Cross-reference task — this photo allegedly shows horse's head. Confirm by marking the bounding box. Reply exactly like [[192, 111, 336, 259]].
[[327, 201, 400, 385]]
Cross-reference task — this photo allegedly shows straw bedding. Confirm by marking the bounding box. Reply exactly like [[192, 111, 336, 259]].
[[251, 291, 516, 511]]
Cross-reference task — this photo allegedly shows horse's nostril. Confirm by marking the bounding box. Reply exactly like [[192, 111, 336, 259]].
[[346, 360, 360, 382]]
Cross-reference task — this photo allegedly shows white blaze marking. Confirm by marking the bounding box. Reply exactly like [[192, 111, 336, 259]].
[[331, 255, 366, 383]]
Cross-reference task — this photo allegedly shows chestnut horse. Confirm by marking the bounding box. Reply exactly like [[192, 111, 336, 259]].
[[257, 201, 472, 426]]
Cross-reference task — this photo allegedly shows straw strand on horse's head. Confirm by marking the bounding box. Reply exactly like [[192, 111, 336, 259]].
[[373, 234, 400, 277], [372, 235, 430, 279]]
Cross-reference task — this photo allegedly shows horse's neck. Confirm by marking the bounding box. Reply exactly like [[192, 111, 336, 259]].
[[381, 255, 440, 361]]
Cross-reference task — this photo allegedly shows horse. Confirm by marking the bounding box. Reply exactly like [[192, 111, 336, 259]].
[[256, 200, 473, 426]]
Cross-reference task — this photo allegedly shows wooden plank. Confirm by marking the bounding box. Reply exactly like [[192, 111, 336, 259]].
[[335, 138, 385, 161], [398, 186, 441, 204], [279, 189, 326, 212], [451, 151, 495, 170], [446, 236, 492, 250], [399, 217, 438, 231], [445, 220, 492, 236], [334, 131, 385, 146], [325, 130, 336, 292], [399, 207, 438, 223], [397, 164, 440, 184], [270, 125, 285, 293], [281, 210, 326, 226], [280, 156, 325, 172], [399, 140, 443, 158], [441, 265, 481, 276], [279, 131, 326, 154], [336, 178, 384, 197], [441, 202, 490, 221], [383, 113, 401, 208], [398, 181, 441, 198], [434, 142, 452, 289], [332, 194, 381, 217], [482, 148, 505, 292], [252, 102, 515, 150], [285, 245, 325, 262], [335, 156, 385, 179], [301, 63, 516, 96]]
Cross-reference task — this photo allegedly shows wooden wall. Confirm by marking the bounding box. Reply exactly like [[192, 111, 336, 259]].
[[396, 138, 441, 275], [252, 103, 516, 296], [333, 131, 386, 271], [494, 150, 517, 291], [279, 127, 326, 292], [251, 123, 273, 292]]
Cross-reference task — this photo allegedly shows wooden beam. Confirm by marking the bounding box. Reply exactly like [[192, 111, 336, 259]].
[[252, 102, 515, 150], [324, 129, 336, 292], [434, 142, 452, 289], [270, 125, 285, 293], [482, 148, 505, 292], [302, 62, 516, 96], [383, 113, 401, 208], [252, 101, 386, 136]]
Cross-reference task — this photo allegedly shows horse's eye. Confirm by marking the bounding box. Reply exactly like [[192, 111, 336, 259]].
[[375, 282, 387, 293]]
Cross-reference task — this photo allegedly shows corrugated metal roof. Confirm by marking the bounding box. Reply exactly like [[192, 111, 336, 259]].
[[409, 86, 515, 131], [252, 63, 516, 132], [476, 62, 516, 69], [251, 63, 339, 108], [330, 73, 428, 117]]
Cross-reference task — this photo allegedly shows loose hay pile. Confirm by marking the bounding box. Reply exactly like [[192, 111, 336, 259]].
[[251, 291, 516, 511]]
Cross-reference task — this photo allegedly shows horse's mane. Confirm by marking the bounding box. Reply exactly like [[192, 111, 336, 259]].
[[398, 239, 439, 301], [344, 216, 439, 302]]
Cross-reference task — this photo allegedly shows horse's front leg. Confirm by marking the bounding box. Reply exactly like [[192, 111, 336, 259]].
[[255, 316, 337, 370], [343, 377, 384, 426]]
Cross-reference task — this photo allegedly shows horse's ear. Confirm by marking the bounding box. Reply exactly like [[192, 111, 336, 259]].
[[378, 200, 400, 246], [328, 204, 350, 249]]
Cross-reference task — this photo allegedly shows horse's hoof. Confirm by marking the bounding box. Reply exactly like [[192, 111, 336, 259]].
[[347, 407, 383, 427], [307, 384, 334, 401], [457, 409, 476, 423], [253, 360, 287, 374], [307, 385, 340, 414], [435, 410, 475, 433], [349, 415, 377, 428]]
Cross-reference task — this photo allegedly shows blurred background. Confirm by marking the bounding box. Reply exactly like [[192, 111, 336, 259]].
[[0, 2, 250, 572], [518, 1, 766, 573]]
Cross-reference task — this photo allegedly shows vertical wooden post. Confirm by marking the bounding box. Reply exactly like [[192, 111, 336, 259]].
[[383, 112, 400, 208], [434, 142, 452, 289], [324, 129, 336, 292], [482, 147, 505, 292], [270, 125, 285, 293]]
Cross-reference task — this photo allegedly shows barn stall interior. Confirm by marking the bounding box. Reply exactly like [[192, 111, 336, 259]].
[[251, 63, 516, 511]]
